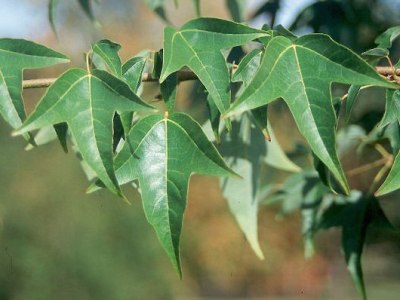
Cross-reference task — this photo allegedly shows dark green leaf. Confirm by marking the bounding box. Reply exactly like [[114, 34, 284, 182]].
[[344, 85, 361, 123], [92, 40, 122, 77], [0, 38, 69, 139], [376, 151, 400, 196], [111, 112, 236, 275], [77, 0, 97, 21], [15, 68, 154, 197], [227, 34, 397, 193], [144, 0, 169, 23], [160, 18, 268, 116], [120, 53, 151, 132], [225, 0, 246, 22], [318, 192, 395, 300]]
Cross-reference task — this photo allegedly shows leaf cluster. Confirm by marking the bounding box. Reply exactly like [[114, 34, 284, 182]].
[[1, 1, 400, 299]]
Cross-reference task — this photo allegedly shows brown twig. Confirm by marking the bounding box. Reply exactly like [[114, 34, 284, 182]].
[[21, 67, 400, 89]]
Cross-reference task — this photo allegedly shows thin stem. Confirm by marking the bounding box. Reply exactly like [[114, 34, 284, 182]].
[[23, 70, 199, 89], [347, 157, 387, 177], [24, 66, 399, 89]]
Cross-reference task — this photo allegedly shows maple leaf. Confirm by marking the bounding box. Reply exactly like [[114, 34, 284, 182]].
[[160, 18, 268, 116], [226, 34, 398, 193], [15, 68, 154, 197], [0, 38, 69, 138], [111, 112, 236, 275]]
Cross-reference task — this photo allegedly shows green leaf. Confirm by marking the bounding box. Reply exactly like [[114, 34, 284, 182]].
[[232, 48, 262, 87], [220, 116, 265, 259], [226, 34, 397, 193], [120, 53, 151, 133], [144, 0, 169, 23], [220, 115, 299, 258], [318, 192, 395, 300], [206, 94, 221, 143], [77, 0, 97, 21], [123, 55, 149, 93], [375, 26, 400, 49], [152, 50, 178, 112], [14, 68, 154, 197], [92, 40, 122, 77], [160, 18, 268, 116], [376, 150, 400, 196], [0, 38, 69, 138], [192, 0, 201, 17], [225, 0, 246, 22], [379, 89, 400, 128], [344, 85, 361, 123], [111, 112, 236, 275], [48, 0, 60, 35], [264, 124, 300, 172]]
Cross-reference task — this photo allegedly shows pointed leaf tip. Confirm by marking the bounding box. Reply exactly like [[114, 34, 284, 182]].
[[112, 112, 235, 273]]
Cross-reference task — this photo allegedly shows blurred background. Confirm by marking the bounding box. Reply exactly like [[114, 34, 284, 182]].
[[1, 0, 400, 299]]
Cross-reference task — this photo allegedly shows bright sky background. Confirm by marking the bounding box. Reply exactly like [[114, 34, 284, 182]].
[[0, 0, 314, 39]]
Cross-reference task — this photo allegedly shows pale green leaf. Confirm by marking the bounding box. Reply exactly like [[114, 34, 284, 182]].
[[227, 34, 398, 193], [14, 68, 154, 197], [220, 116, 265, 259], [264, 124, 301, 172], [375, 26, 400, 49], [160, 18, 268, 115], [0, 38, 69, 139], [112, 112, 236, 275], [379, 89, 400, 128]]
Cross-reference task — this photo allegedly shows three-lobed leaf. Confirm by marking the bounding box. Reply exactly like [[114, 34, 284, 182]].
[[0, 38, 69, 140], [111, 112, 236, 275], [226, 34, 398, 193], [160, 18, 268, 116], [15, 68, 154, 197]]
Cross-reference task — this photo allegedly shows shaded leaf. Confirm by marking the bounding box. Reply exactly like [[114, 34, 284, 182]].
[[225, 0, 246, 22], [144, 0, 169, 23], [0, 38, 69, 139], [318, 192, 396, 300], [15, 68, 154, 197], [77, 0, 97, 21], [111, 112, 236, 275], [160, 18, 268, 116], [220, 115, 299, 258], [152, 50, 178, 112], [227, 34, 397, 193], [48, 0, 60, 35], [344, 85, 361, 123]]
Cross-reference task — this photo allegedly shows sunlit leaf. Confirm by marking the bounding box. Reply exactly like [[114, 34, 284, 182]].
[[15, 68, 154, 197], [92, 40, 122, 77], [227, 34, 397, 193], [109, 112, 236, 275], [160, 18, 268, 116], [0, 38, 69, 140]]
